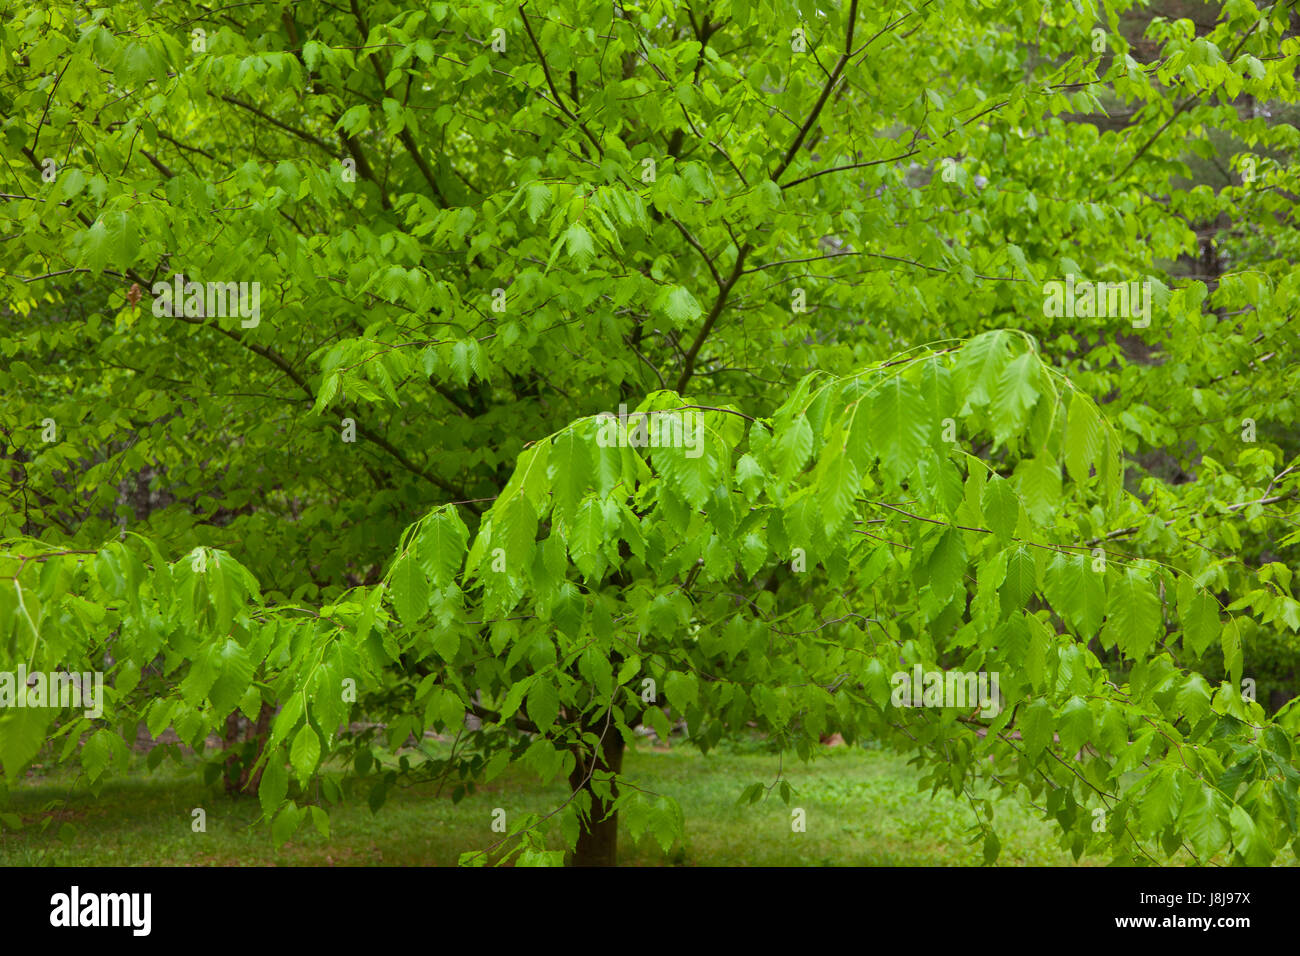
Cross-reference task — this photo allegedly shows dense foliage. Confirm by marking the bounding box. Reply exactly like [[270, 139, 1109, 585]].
[[1, 0, 1299, 865]]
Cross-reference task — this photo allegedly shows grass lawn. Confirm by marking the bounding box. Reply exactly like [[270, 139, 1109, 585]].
[[0, 740, 1091, 866]]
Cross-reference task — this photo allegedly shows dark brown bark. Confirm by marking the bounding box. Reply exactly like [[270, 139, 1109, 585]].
[[222, 702, 273, 796], [567, 726, 625, 866]]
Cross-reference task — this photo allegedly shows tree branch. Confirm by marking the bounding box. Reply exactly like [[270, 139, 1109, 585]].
[[519, 4, 604, 157], [675, 243, 750, 393], [771, 0, 859, 183]]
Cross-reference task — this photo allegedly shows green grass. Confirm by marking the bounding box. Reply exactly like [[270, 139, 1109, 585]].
[[0, 741, 1086, 866]]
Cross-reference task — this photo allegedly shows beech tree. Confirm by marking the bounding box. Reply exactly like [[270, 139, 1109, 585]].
[[2, 0, 1299, 865]]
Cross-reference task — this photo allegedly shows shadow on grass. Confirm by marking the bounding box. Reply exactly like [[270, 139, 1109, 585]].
[[1, 741, 1093, 866]]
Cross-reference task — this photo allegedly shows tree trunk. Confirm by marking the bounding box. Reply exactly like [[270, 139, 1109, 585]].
[[222, 702, 273, 796], [567, 726, 625, 866]]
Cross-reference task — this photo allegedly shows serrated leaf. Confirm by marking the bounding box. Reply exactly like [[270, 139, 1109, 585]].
[[992, 351, 1041, 443], [1103, 568, 1162, 659], [290, 724, 321, 785], [664, 670, 698, 711], [390, 550, 429, 626], [417, 508, 469, 588], [495, 492, 538, 573], [499, 676, 534, 721], [562, 222, 596, 270], [81, 730, 114, 781], [1045, 554, 1106, 639], [1181, 785, 1229, 860], [1177, 577, 1220, 657], [568, 496, 606, 578], [657, 285, 703, 326], [1013, 454, 1061, 524], [272, 804, 301, 846], [1001, 546, 1037, 615], [1057, 695, 1093, 755], [813, 443, 859, 534], [1064, 391, 1103, 485], [870, 375, 928, 484], [920, 527, 966, 602], [207, 638, 254, 716], [980, 475, 1021, 545], [955, 330, 1012, 409], [1230, 803, 1273, 865], [526, 182, 552, 222], [1176, 674, 1213, 725], [655, 440, 720, 510], [769, 415, 813, 482], [1020, 699, 1054, 757], [526, 679, 559, 733], [549, 428, 592, 527], [259, 753, 288, 817]]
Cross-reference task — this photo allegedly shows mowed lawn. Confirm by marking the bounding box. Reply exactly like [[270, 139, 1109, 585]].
[[0, 740, 1086, 866]]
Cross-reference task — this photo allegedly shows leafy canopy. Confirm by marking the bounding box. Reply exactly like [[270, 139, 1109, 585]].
[[1, 0, 1299, 865]]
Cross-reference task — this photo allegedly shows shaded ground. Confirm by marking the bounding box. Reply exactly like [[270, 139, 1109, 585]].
[[0, 740, 1099, 866]]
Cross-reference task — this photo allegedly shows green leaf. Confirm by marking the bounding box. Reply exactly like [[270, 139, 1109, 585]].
[[1013, 454, 1061, 525], [81, 730, 114, 781], [517, 848, 565, 866], [289, 724, 321, 785], [664, 671, 698, 711], [870, 375, 928, 483], [549, 429, 592, 527], [484, 749, 511, 782], [269, 693, 303, 749], [646, 705, 672, 743], [991, 350, 1041, 443], [980, 475, 1021, 545], [1180, 785, 1229, 860], [525, 182, 552, 222], [655, 439, 720, 510], [495, 492, 538, 574], [1000, 546, 1037, 615], [207, 638, 254, 716], [417, 508, 469, 588], [272, 803, 302, 846], [146, 698, 175, 738], [1141, 767, 1181, 834], [982, 829, 1001, 865], [1045, 554, 1106, 639], [1177, 576, 1220, 657], [920, 527, 966, 602], [1102, 568, 1162, 658], [1020, 699, 1054, 757], [656, 286, 703, 326], [812, 442, 860, 534], [1057, 696, 1093, 755], [499, 676, 534, 721], [568, 496, 607, 578], [734, 452, 765, 501], [1064, 391, 1103, 485], [310, 805, 330, 839], [1176, 674, 1213, 725], [526, 679, 559, 733], [562, 222, 596, 270], [955, 330, 1012, 409], [259, 752, 288, 817], [391, 550, 430, 626], [1221, 616, 1243, 686], [769, 414, 813, 482], [1230, 803, 1273, 865]]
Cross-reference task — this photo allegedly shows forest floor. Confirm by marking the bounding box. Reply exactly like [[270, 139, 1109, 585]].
[[1, 740, 1108, 866]]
